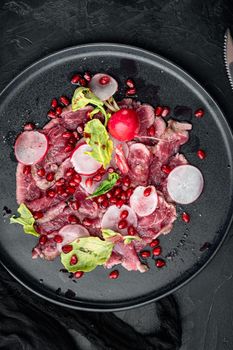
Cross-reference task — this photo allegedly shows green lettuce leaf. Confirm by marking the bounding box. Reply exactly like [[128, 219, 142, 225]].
[[123, 236, 141, 244], [87, 172, 119, 198], [10, 203, 39, 237], [102, 229, 141, 245], [84, 119, 113, 169], [61, 236, 114, 272]]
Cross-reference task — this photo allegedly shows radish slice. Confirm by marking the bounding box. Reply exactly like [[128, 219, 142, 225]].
[[89, 73, 118, 101], [57, 224, 89, 252], [71, 143, 102, 175], [15, 131, 48, 165], [167, 165, 204, 204], [130, 186, 158, 217], [101, 205, 137, 234]]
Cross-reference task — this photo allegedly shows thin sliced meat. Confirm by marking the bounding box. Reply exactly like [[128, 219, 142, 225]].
[[114, 143, 129, 174], [37, 202, 67, 224], [154, 117, 166, 138], [80, 173, 107, 195], [43, 118, 61, 130], [25, 194, 60, 213], [74, 190, 100, 218], [118, 98, 141, 110], [136, 104, 155, 136], [31, 163, 57, 190], [55, 158, 72, 180], [128, 143, 151, 186], [45, 124, 73, 164], [32, 240, 59, 261], [16, 163, 41, 204], [61, 105, 93, 130]]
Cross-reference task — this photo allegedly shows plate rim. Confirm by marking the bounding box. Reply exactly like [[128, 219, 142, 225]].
[[1, 42, 233, 311]]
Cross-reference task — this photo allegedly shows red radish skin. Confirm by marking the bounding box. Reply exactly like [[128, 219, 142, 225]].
[[15, 131, 48, 165], [108, 109, 139, 141]]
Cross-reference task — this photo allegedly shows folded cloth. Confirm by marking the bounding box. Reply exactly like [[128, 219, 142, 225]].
[[0, 265, 181, 350]]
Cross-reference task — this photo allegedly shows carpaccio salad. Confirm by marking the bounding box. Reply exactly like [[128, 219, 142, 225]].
[[10, 72, 204, 279]]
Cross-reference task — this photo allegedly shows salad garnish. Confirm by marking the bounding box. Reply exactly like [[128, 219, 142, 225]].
[[87, 172, 119, 199], [10, 203, 39, 237]]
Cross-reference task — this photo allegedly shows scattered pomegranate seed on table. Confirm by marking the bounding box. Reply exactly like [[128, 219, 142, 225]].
[[140, 250, 151, 258], [197, 149, 206, 159], [79, 78, 87, 86], [126, 88, 136, 96], [120, 210, 129, 219], [161, 107, 170, 117], [71, 74, 82, 84], [23, 165, 31, 175], [152, 246, 162, 256], [70, 254, 78, 265], [126, 78, 135, 88], [182, 212, 190, 223], [154, 106, 163, 116], [155, 259, 166, 268], [51, 98, 58, 108], [24, 123, 35, 131], [147, 125, 155, 136], [99, 76, 110, 85], [109, 270, 119, 279], [150, 239, 160, 248], [55, 106, 63, 116], [54, 235, 63, 243], [74, 271, 84, 279], [59, 96, 70, 106], [47, 110, 56, 119], [68, 215, 79, 224], [39, 235, 47, 245], [62, 245, 73, 254], [144, 187, 152, 197], [194, 108, 204, 118], [46, 172, 55, 182], [84, 71, 92, 82]]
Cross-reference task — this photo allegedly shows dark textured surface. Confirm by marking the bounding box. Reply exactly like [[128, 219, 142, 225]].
[[1, 0, 233, 349]]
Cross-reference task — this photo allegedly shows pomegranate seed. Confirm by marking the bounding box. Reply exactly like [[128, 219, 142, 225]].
[[127, 226, 136, 235], [71, 74, 82, 84], [84, 71, 91, 82], [161, 165, 172, 174], [126, 188, 133, 198], [121, 191, 127, 201], [107, 167, 114, 173], [99, 75, 110, 85], [72, 173, 81, 184], [114, 187, 121, 197], [140, 250, 151, 258], [98, 167, 106, 175], [47, 189, 56, 198], [83, 217, 92, 226], [37, 168, 45, 177], [56, 178, 65, 186], [110, 197, 117, 204], [155, 259, 166, 268], [197, 149, 206, 160], [80, 78, 87, 86], [66, 168, 75, 177], [126, 88, 136, 96], [74, 271, 84, 279], [153, 246, 162, 256], [62, 131, 73, 138], [85, 177, 93, 187], [118, 219, 128, 229], [69, 180, 77, 187], [70, 200, 80, 210], [93, 174, 102, 182], [106, 191, 112, 199], [24, 122, 35, 131], [101, 199, 109, 209], [116, 199, 124, 208], [66, 186, 75, 194], [59, 96, 70, 106], [46, 172, 55, 182], [57, 186, 65, 195], [126, 78, 135, 89], [70, 254, 78, 265], [51, 98, 58, 108], [147, 125, 155, 136], [68, 214, 79, 224], [144, 187, 152, 197], [34, 211, 43, 220], [122, 176, 130, 187], [73, 131, 78, 139], [39, 235, 47, 245], [161, 107, 170, 117], [182, 212, 190, 223], [54, 234, 63, 243], [194, 108, 204, 118], [109, 270, 119, 279], [150, 239, 160, 248], [155, 106, 163, 116], [64, 144, 74, 152], [23, 165, 31, 175], [47, 110, 56, 119], [62, 245, 73, 254], [97, 195, 106, 203], [120, 210, 129, 219], [55, 106, 63, 116]]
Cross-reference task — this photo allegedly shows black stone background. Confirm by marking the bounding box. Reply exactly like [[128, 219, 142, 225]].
[[1, 0, 233, 349]]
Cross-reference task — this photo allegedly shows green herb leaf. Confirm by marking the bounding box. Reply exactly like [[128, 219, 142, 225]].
[[123, 236, 141, 244], [84, 119, 113, 169], [102, 229, 120, 240], [61, 236, 114, 272], [10, 203, 39, 237], [88, 172, 119, 198], [102, 229, 141, 245]]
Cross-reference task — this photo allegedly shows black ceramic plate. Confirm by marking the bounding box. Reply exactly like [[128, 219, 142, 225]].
[[0, 44, 233, 311]]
